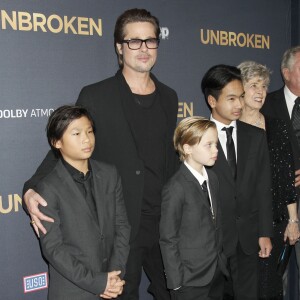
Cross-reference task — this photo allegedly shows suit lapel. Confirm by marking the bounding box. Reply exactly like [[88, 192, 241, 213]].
[[151, 73, 171, 130], [274, 89, 291, 124], [236, 121, 251, 185], [181, 164, 212, 211], [55, 160, 101, 233], [207, 170, 218, 219], [90, 160, 105, 233], [116, 71, 140, 156]]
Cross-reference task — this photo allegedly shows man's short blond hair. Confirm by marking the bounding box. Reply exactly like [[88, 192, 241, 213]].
[[174, 116, 216, 161]]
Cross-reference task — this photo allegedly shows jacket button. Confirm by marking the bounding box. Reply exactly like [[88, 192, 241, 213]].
[[136, 170, 141, 175], [101, 234, 104, 240], [236, 216, 240, 220]]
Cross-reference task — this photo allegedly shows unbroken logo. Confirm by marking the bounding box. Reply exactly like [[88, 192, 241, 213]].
[[0, 9, 102, 36], [200, 29, 270, 49]]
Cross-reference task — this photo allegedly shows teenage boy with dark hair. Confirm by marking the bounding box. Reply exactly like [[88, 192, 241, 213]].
[[201, 65, 273, 300], [34, 105, 130, 300], [160, 116, 228, 300]]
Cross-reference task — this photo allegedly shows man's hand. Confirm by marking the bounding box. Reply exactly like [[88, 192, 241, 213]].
[[295, 169, 300, 187], [100, 270, 125, 299], [258, 237, 272, 258], [284, 223, 300, 245], [24, 189, 54, 236]]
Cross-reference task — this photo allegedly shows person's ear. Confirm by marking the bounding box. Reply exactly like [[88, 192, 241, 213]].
[[282, 68, 290, 82], [116, 43, 123, 55], [53, 140, 62, 149], [208, 95, 217, 109], [183, 144, 192, 155]]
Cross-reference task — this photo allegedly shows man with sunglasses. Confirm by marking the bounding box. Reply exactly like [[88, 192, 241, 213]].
[[23, 8, 179, 300]]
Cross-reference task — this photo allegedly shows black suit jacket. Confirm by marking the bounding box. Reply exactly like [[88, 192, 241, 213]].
[[23, 70, 179, 241], [36, 159, 130, 300], [159, 164, 227, 289], [261, 87, 300, 170], [211, 121, 273, 257]]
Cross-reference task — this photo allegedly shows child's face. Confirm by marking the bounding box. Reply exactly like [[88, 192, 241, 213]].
[[184, 127, 218, 171], [54, 116, 95, 164], [209, 79, 244, 125]]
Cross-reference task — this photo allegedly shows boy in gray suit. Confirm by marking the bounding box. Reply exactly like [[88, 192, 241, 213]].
[[34, 105, 130, 299], [160, 116, 228, 300]]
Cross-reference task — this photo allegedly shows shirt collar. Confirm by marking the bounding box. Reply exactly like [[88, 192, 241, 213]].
[[184, 161, 208, 185], [284, 85, 299, 103], [61, 158, 91, 182], [210, 115, 236, 132]]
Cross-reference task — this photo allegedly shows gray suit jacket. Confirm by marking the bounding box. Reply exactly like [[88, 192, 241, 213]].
[[159, 164, 227, 289], [36, 159, 130, 300]]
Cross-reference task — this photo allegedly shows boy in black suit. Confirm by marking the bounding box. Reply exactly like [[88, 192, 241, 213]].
[[160, 116, 228, 300], [201, 65, 273, 300], [35, 105, 130, 299]]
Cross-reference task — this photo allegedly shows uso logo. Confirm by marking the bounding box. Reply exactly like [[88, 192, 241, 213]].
[[23, 272, 48, 293]]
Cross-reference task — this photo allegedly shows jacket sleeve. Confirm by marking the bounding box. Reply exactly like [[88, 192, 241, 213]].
[[159, 179, 185, 289]]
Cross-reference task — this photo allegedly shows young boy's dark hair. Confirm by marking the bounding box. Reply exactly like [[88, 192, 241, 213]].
[[201, 64, 242, 106], [46, 105, 95, 157]]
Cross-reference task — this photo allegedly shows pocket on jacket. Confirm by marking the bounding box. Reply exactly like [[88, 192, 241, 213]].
[[180, 248, 201, 265]]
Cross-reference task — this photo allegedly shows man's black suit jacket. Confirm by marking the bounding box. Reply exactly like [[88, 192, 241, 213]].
[[160, 164, 227, 289], [261, 87, 300, 170], [23, 70, 179, 241], [211, 120, 273, 257], [37, 159, 130, 300]]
